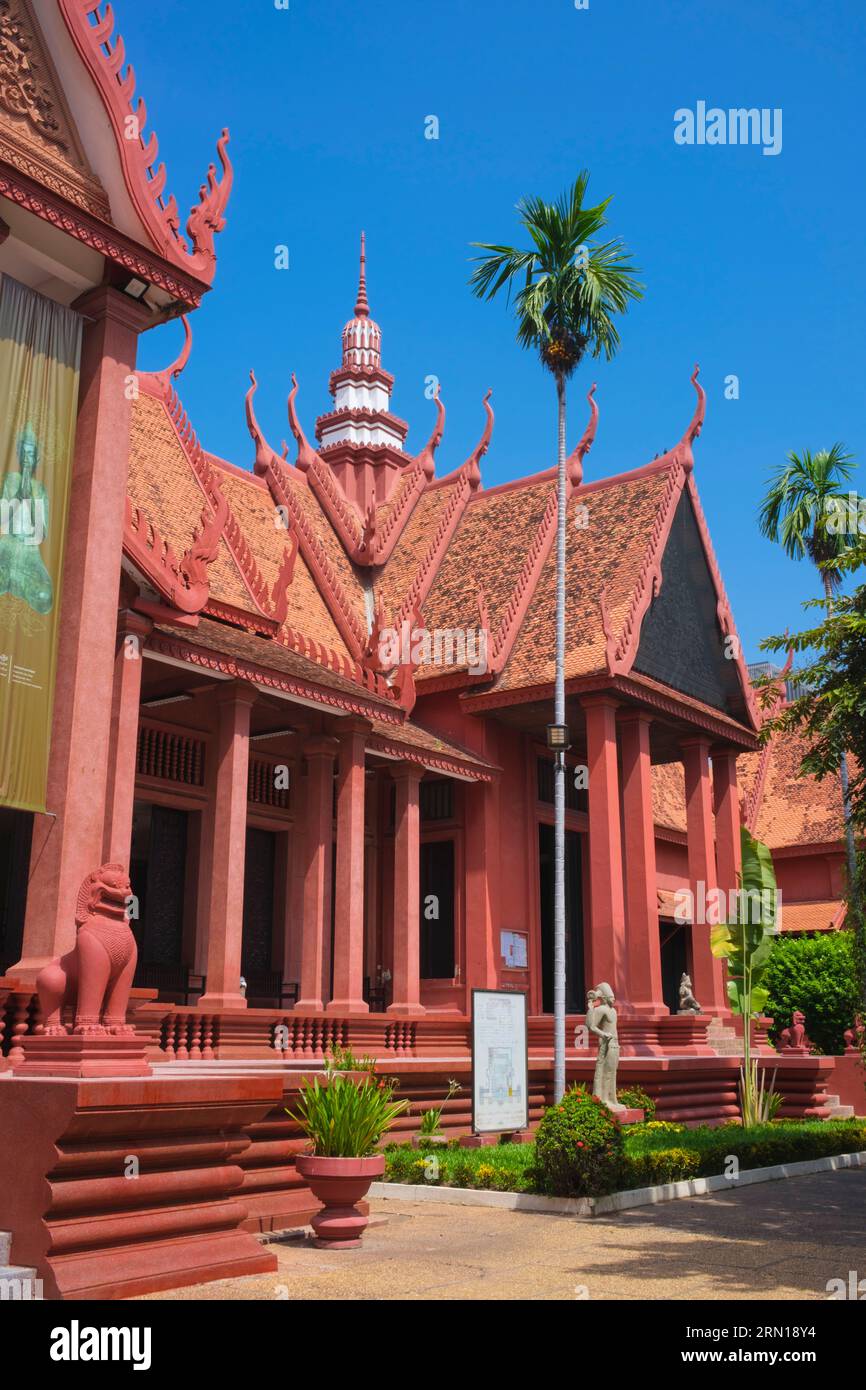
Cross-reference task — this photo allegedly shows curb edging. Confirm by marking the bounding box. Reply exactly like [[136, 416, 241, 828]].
[[370, 1148, 866, 1217]]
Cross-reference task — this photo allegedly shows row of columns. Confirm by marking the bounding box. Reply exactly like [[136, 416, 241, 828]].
[[584, 695, 739, 1015]]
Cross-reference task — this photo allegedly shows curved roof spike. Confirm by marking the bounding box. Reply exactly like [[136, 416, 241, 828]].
[[416, 383, 445, 478], [245, 369, 278, 476], [355, 230, 369, 318], [566, 382, 598, 488], [287, 373, 321, 473], [186, 130, 233, 266], [463, 389, 494, 489], [683, 362, 706, 446], [140, 315, 193, 395]]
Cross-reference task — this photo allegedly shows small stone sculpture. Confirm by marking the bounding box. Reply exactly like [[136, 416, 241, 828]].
[[677, 972, 702, 1015], [778, 1010, 811, 1053], [843, 1018, 863, 1056], [587, 982, 626, 1113], [36, 863, 137, 1036]]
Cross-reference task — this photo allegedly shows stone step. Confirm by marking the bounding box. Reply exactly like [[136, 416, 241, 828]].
[[0, 1232, 40, 1287], [823, 1095, 855, 1120]]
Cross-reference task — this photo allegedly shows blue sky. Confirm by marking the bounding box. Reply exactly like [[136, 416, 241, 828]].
[[131, 0, 866, 661]]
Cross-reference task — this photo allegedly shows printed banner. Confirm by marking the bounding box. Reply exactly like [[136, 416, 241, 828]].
[[0, 275, 81, 811]]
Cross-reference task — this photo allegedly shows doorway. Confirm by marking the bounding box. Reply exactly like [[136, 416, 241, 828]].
[[420, 838, 455, 978], [130, 801, 189, 993], [0, 808, 32, 974], [538, 823, 585, 1013], [242, 826, 277, 1002], [660, 918, 689, 1013]]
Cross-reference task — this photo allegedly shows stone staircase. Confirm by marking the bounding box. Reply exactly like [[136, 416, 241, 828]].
[[823, 1094, 856, 1120], [706, 1017, 742, 1056], [0, 1231, 40, 1297]]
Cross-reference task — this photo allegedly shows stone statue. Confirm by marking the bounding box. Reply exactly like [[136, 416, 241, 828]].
[[36, 863, 137, 1037], [779, 1010, 810, 1053], [587, 982, 626, 1113], [0, 422, 53, 614], [677, 972, 702, 1014]]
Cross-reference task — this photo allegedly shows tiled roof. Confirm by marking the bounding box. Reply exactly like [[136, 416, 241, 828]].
[[740, 731, 854, 850], [777, 900, 845, 933], [128, 393, 253, 614], [652, 760, 687, 833], [420, 476, 554, 680], [492, 466, 674, 691]]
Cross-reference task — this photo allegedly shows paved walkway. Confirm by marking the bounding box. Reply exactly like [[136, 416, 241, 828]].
[[138, 1169, 866, 1301]]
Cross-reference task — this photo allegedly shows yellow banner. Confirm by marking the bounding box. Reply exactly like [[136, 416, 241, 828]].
[[0, 275, 81, 812]]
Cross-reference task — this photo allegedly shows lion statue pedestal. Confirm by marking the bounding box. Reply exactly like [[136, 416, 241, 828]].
[[15, 863, 151, 1078]]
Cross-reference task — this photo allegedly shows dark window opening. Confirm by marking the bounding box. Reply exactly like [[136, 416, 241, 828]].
[[536, 757, 588, 813], [538, 823, 585, 1013], [420, 839, 455, 978]]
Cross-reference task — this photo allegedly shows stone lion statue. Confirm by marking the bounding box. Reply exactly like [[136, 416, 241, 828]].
[[36, 863, 137, 1037], [779, 1010, 810, 1052]]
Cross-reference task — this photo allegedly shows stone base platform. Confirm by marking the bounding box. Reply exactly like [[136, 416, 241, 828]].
[[0, 1072, 283, 1299]]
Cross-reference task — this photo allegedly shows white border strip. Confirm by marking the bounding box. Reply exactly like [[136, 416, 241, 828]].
[[370, 1149, 866, 1217]]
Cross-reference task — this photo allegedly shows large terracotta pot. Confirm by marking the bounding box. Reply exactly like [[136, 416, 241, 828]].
[[295, 1153, 385, 1248]]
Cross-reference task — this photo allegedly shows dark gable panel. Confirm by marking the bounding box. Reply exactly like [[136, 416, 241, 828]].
[[633, 492, 745, 718]]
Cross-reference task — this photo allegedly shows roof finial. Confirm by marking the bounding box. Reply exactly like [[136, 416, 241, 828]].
[[355, 230, 369, 318]]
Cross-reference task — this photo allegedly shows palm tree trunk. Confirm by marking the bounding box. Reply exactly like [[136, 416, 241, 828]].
[[822, 573, 858, 890], [553, 371, 567, 1102]]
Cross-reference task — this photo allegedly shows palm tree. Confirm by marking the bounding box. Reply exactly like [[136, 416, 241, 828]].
[[758, 445, 859, 888], [470, 174, 643, 1101]]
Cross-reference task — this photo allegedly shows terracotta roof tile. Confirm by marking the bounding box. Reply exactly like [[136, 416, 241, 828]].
[[128, 394, 253, 614], [216, 468, 348, 653], [742, 730, 855, 849], [776, 899, 844, 933], [419, 478, 554, 679], [495, 467, 673, 691], [652, 760, 687, 833], [375, 481, 457, 620]]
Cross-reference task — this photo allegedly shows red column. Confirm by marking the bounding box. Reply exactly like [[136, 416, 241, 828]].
[[464, 777, 500, 993], [103, 610, 152, 864], [296, 738, 337, 1012], [388, 764, 425, 1016], [327, 722, 369, 1014], [12, 288, 150, 980], [682, 738, 727, 1013], [713, 749, 742, 900], [198, 683, 256, 1010], [583, 696, 627, 998], [619, 712, 664, 1014]]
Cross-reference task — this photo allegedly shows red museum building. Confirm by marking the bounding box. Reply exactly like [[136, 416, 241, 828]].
[[0, 0, 860, 1299], [0, 0, 855, 1052]]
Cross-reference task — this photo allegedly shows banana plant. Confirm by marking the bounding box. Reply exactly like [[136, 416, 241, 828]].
[[710, 826, 782, 1125]]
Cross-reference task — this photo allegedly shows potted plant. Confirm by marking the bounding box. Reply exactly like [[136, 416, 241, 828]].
[[288, 1049, 408, 1248], [412, 1078, 462, 1148]]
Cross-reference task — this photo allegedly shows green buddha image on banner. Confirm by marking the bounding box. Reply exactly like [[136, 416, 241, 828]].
[[0, 275, 81, 812]]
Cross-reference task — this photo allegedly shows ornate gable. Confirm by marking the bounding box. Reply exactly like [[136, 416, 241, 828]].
[[0, 0, 109, 218]]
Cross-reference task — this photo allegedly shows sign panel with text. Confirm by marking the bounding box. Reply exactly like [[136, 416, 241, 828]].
[[471, 989, 528, 1134]]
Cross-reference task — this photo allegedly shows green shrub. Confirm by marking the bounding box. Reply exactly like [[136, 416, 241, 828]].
[[616, 1085, 656, 1121], [624, 1146, 701, 1189], [764, 932, 859, 1054], [535, 1088, 624, 1196]]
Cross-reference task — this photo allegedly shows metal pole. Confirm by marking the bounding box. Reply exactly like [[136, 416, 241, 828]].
[[553, 372, 567, 1103]]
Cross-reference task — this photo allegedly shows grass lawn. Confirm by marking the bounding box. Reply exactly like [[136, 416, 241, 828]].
[[383, 1119, 866, 1197]]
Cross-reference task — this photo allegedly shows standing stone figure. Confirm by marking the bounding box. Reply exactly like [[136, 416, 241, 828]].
[[587, 981, 625, 1113]]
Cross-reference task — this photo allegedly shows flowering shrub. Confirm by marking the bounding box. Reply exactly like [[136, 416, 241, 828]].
[[534, 1088, 624, 1196], [616, 1086, 656, 1120]]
